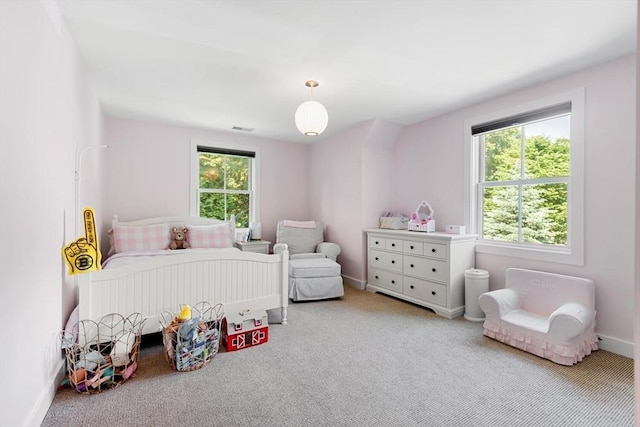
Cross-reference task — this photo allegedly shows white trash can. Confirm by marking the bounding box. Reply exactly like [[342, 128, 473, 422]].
[[464, 268, 489, 322]]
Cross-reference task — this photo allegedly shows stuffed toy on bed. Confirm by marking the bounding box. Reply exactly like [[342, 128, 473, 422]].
[[169, 227, 190, 250]]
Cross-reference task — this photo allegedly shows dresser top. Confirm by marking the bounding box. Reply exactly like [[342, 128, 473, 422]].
[[365, 228, 477, 242]]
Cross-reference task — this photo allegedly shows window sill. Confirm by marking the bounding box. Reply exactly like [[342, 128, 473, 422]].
[[475, 240, 584, 266]]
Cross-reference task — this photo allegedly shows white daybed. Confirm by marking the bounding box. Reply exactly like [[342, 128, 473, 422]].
[[77, 215, 289, 336]]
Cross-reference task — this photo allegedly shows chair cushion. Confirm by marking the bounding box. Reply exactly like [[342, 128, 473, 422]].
[[289, 258, 341, 278], [501, 309, 549, 334], [277, 221, 324, 255], [290, 253, 326, 260]]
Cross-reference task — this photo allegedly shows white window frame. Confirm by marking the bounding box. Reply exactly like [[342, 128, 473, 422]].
[[190, 139, 260, 231], [463, 89, 585, 266]]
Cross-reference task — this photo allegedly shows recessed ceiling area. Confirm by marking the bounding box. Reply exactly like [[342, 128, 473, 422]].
[[55, 0, 636, 143]]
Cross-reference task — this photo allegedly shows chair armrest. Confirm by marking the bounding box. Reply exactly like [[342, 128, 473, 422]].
[[478, 288, 522, 319], [316, 242, 341, 262], [548, 303, 595, 340], [273, 243, 288, 256]]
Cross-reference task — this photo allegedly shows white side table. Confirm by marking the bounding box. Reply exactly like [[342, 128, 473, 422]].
[[234, 240, 271, 254]]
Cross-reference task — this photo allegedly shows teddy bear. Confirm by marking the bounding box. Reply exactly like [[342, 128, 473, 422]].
[[169, 227, 190, 250]]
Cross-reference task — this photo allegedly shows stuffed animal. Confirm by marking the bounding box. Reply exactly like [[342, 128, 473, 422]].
[[169, 227, 190, 250]]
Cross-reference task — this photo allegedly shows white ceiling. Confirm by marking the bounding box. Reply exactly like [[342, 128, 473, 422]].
[[56, 0, 636, 144]]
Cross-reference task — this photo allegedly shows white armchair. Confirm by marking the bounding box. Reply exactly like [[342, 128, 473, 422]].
[[478, 268, 597, 365], [273, 220, 341, 261], [272, 220, 343, 301]]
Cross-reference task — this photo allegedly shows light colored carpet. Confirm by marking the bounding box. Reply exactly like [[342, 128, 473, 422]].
[[43, 286, 634, 427]]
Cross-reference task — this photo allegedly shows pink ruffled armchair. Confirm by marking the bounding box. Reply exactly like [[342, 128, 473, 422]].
[[478, 268, 597, 365]]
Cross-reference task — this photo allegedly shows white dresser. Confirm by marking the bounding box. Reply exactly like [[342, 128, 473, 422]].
[[365, 229, 476, 319]]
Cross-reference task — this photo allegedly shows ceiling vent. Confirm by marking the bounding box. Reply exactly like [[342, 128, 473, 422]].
[[232, 126, 255, 132]]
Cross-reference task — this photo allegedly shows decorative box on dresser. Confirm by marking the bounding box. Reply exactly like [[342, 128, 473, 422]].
[[365, 229, 476, 319]]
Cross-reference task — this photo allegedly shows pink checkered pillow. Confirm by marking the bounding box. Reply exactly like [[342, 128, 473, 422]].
[[186, 223, 233, 248], [112, 223, 171, 253]]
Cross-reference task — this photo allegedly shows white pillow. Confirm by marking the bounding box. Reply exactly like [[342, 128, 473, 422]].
[[112, 223, 171, 253], [187, 223, 234, 249]]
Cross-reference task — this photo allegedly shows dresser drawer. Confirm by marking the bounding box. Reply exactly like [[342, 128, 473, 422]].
[[369, 236, 386, 250], [404, 277, 446, 306], [369, 249, 402, 272], [423, 242, 447, 260], [385, 238, 403, 252], [403, 240, 423, 255], [369, 268, 403, 293], [403, 255, 447, 282]]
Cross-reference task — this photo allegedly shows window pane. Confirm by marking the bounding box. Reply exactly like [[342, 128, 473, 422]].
[[524, 115, 570, 179], [199, 192, 225, 219], [482, 183, 568, 245], [483, 127, 521, 182], [482, 186, 519, 242], [225, 156, 249, 191], [227, 193, 250, 228], [199, 153, 224, 189], [522, 183, 567, 245]]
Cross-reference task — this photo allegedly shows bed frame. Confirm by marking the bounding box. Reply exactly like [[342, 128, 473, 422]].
[[77, 215, 289, 336]]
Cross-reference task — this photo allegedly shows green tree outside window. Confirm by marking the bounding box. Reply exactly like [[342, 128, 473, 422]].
[[198, 153, 251, 228], [480, 115, 570, 246]]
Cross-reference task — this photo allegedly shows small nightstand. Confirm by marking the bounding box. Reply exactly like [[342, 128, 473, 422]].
[[234, 240, 271, 254]]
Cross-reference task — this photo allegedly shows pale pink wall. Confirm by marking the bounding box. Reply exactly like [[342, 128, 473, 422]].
[[310, 119, 403, 284], [393, 55, 636, 346], [393, 113, 467, 228], [104, 117, 310, 246], [309, 123, 368, 280], [635, 6, 640, 417], [0, 2, 104, 425], [361, 119, 404, 228]]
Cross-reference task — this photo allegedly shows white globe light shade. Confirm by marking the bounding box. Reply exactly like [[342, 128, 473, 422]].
[[295, 100, 328, 136]]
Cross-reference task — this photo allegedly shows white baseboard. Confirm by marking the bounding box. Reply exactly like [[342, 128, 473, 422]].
[[342, 275, 366, 290], [597, 334, 634, 359], [25, 358, 65, 427]]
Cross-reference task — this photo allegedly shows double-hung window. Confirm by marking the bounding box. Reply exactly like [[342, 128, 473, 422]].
[[465, 90, 584, 265], [190, 139, 260, 229]]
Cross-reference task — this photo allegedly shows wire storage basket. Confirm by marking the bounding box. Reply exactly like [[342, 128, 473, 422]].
[[60, 312, 145, 394], [160, 302, 224, 372]]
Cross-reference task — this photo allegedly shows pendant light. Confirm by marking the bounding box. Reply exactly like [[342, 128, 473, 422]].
[[295, 80, 328, 136]]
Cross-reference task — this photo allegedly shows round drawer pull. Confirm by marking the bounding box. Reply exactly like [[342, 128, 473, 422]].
[[410, 245, 414, 249], [431, 248, 436, 253], [410, 285, 414, 289], [391, 243, 395, 247], [410, 264, 414, 268], [375, 275, 379, 279], [431, 291, 436, 295], [391, 260, 395, 264], [375, 241, 379, 245], [391, 280, 395, 284], [432, 268, 436, 272], [375, 257, 379, 261]]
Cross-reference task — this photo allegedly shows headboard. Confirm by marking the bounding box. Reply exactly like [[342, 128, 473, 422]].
[[111, 214, 236, 239], [107, 214, 237, 256]]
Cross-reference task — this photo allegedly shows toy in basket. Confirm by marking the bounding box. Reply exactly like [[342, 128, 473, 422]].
[[408, 200, 436, 232], [59, 312, 145, 394], [160, 302, 224, 372]]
